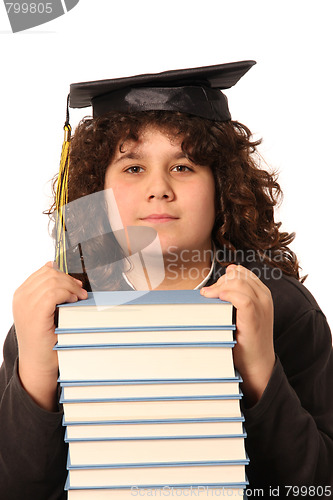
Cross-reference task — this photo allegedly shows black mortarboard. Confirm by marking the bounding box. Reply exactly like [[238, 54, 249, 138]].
[[56, 61, 256, 272], [69, 60, 256, 122]]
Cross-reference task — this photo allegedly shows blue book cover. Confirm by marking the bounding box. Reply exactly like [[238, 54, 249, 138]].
[[56, 325, 236, 333], [66, 456, 251, 471], [56, 290, 235, 331], [59, 290, 232, 307], [65, 433, 247, 443], [56, 342, 236, 383], [55, 342, 236, 350], [60, 388, 243, 404], [65, 476, 249, 491], [65, 429, 247, 443], [60, 377, 242, 386], [62, 415, 245, 426], [65, 434, 248, 469], [60, 374, 243, 386]]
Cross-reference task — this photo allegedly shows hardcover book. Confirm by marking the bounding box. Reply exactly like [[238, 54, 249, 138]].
[[64, 418, 245, 440], [62, 396, 242, 424], [56, 290, 234, 330], [66, 462, 248, 488], [60, 378, 242, 402], [66, 435, 248, 468], [56, 343, 236, 382], [66, 486, 247, 499]]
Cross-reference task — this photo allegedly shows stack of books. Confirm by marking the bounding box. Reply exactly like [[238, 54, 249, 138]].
[[55, 290, 249, 499]]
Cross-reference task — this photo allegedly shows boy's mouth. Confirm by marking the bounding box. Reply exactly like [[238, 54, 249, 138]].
[[140, 214, 179, 223]]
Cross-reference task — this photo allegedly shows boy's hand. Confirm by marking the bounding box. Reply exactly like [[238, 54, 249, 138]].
[[201, 264, 275, 406], [12, 262, 88, 410]]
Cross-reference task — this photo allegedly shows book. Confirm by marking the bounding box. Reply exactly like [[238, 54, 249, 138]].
[[56, 344, 236, 382], [67, 436, 248, 468], [60, 379, 242, 402], [56, 290, 234, 330], [64, 418, 245, 440], [56, 328, 235, 347], [66, 462, 247, 488], [66, 486, 247, 499], [62, 397, 242, 424]]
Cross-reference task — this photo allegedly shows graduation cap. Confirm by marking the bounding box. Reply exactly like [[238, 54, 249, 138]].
[[56, 61, 256, 272], [69, 60, 256, 121]]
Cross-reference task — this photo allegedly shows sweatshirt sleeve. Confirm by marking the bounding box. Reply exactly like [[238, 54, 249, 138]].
[[0, 325, 68, 500], [242, 309, 333, 496]]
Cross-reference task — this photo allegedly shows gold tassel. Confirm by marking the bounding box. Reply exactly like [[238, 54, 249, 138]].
[[55, 123, 71, 273]]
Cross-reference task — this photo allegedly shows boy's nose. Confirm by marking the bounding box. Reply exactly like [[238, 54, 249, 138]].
[[147, 173, 175, 201]]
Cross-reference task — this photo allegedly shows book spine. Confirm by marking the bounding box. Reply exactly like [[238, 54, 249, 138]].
[[59, 375, 243, 386], [60, 391, 243, 404], [56, 325, 236, 333], [65, 431, 248, 442], [66, 482, 248, 491], [66, 458, 251, 470], [63, 415, 246, 426], [55, 342, 236, 349]]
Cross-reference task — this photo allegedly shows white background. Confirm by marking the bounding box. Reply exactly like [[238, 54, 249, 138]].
[[0, 0, 332, 361]]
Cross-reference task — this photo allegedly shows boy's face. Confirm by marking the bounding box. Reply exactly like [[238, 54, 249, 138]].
[[104, 126, 215, 258]]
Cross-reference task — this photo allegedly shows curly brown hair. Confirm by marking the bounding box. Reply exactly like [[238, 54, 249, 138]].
[[48, 110, 301, 289]]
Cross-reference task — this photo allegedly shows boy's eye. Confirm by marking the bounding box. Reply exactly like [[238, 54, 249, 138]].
[[172, 165, 193, 173], [125, 166, 144, 174]]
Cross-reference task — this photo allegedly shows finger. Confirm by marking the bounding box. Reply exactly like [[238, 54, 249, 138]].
[[200, 269, 229, 291], [226, 265, 270, 292], [226, 264, 259, 282], [201, 265, 259, 296], [201, 265, 271, 304], [203, 264, 255, 290], [224, 265, 272, 301], [31, 281, 88, 315], [45, 261, 57, 270], [17, 263, 62, 292], [201, 278, 259, 305], [45, 262, 82, 284], [40, 274, 88, 301], [31, 264, 83, 290], [215, 288, 257, 313], [20, 269, 87, 306]]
